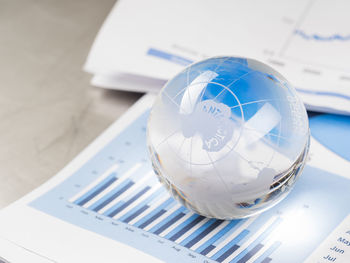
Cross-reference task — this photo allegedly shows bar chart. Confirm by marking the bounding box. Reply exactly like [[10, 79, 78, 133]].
[[67, 160, 281, 263], [30, 110, 350, 263]]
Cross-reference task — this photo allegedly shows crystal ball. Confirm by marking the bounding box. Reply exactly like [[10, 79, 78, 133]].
[[147, 57, 309, 219]]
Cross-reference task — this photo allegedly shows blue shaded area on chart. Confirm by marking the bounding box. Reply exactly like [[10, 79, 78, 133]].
[[310, 114, 350, 161], [29, 110, 350, 263]]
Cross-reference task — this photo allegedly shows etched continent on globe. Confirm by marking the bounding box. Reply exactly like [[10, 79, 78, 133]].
[[182, 99, 234, 152], [147, 57, 309, 219]]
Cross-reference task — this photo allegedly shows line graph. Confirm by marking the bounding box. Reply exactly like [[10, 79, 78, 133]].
[[294, 30, 350, 42], [280, 0, 350, 71]]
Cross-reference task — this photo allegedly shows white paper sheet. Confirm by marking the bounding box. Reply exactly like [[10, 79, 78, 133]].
[[85, 0, 350, 114], [91, 72, 165, 93], [1, 94, 350, 262]]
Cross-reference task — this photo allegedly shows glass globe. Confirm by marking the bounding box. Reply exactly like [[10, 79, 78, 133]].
[[147, 56, 309, 219]]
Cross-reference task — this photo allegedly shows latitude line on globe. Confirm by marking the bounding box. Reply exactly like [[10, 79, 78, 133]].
[[210, 70, 257, 109], [210, 70, 253, 102], [205, 57, 234, 102], [226, 70, 257, 89], [211, 85, 227, 101], [175, 57, 238, 104], [230, 99, 285, 109]]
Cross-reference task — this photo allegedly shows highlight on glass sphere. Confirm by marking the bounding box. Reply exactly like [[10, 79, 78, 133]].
[[147, 56, 309, 220]]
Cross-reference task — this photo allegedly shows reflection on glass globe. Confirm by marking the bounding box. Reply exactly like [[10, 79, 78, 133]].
[[147, 57, 309, 219]]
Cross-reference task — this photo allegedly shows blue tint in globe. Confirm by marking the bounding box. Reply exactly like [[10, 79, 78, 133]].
[[147, 57, 309, 219]]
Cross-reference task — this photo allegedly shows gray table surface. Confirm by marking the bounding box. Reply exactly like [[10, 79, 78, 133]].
[[0, 0, 142, 208]]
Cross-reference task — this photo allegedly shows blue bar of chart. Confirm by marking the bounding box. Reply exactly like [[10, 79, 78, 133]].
[[29, 110, 350, 263], [65, 161, 283, 263]]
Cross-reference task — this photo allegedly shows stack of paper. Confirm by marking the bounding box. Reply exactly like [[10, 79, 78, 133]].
[[85, 0, 350, 115]]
